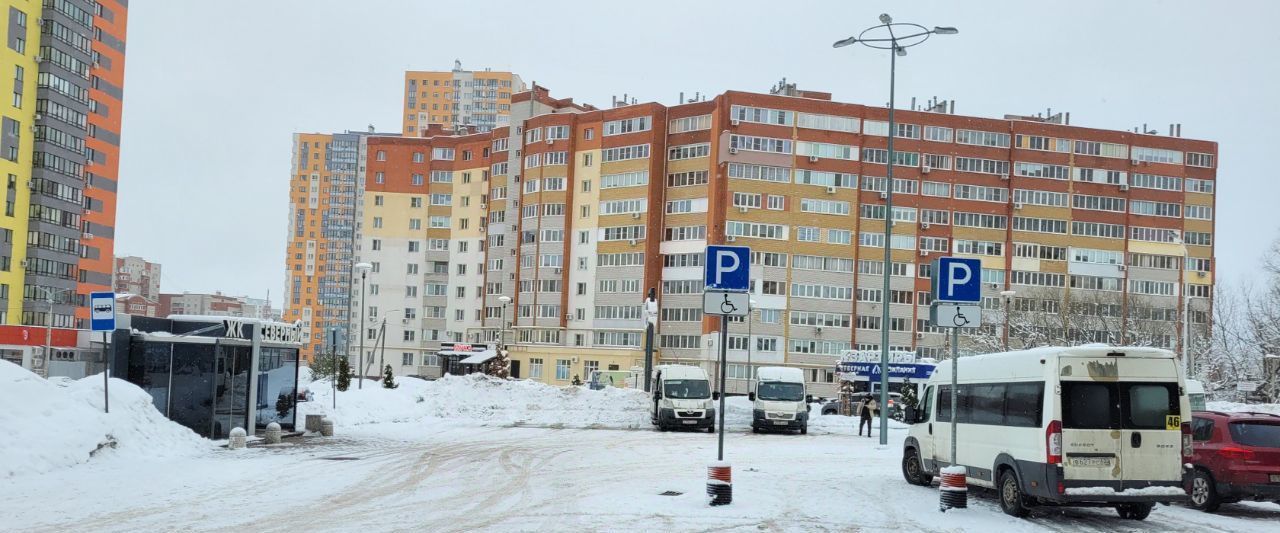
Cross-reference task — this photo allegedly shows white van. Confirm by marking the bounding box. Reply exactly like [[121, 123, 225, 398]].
[[748, 367, 812, 434], [650, 365, 716, 432], [901, 346, 1191, 520], [1185, 379, 1206, 411]]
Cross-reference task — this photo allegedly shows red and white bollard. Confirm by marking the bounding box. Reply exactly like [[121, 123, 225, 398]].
[[939, 465, 967, 511], [707, 461, 732, 506]]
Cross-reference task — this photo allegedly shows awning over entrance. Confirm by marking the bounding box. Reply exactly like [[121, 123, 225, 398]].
[[457, 350, 497, 365]]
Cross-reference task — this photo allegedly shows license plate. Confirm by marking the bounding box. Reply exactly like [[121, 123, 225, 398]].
[[1068, 457, 1113, 468], [773, 420, 789, 426], [1271, 474, 1280, 483], [682, 420, 697, 425]]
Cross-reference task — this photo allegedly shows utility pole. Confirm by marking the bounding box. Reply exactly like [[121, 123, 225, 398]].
[[643, 288, 657, 392]]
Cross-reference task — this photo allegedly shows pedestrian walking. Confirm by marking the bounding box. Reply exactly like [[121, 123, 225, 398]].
[[858, 395, 878, 437]]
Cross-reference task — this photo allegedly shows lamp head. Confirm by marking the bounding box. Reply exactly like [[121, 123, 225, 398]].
[[832, 36, 857, 48], [895, 46, 907, 57], [879, 13, 893, 24], [933, 26, 959, 35]]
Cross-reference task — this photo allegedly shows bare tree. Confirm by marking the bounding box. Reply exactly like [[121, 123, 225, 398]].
[[963, 288, 1179, 353]]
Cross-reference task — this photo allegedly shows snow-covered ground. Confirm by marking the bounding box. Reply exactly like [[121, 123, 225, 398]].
[[3, 366, 1277, 532], [1207, 400, 1280, 415]]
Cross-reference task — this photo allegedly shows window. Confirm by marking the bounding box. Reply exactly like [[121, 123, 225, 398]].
[[555, 359, 571, 380], [956, 129, 1010, 148], [1131, 147, 1183, 164], [955, 157, 1010, 175], [1015, 189, 1068, 207], [602, 144, 650, 162], [1073, 140, 1129, 159], [953, 212, 1007, 230], [667, 171, 708, 187], [1184, 205, 1212, 220], [797, 112, 859, 132], [767, 195, 785, 210], [669, 114, 712, 133], [729, 163, 790, 183], [732, 192, 761, 209], [828, 229, 852, 245], [793, 169, 856, 188], [1014, 134, 1071, 153], [1011, 270, 1065, 287], [1185, 178, 1214, 194], [730, 105, 794, 126], [1071, 221, 1125, 239], [668, 143, 710, 160], [799, 141, 858, 160], [600, 170, 648, 188], [1014, 162, 1070, 180], [529, 358, 543, 378], [796, 227, 820, 242], [1071, 194, 1126, 212], [726, 221, 787, 240], [923, 126, 952, 142], [1012, 216, 1067, 234], [954, 184, 1008, 203], [603, 116, 651, 136], [729, 134, 792, 154], [862, 120, 889, 136]]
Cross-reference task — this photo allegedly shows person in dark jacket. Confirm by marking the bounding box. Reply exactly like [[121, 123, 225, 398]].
[[857, 395, 879, 437]]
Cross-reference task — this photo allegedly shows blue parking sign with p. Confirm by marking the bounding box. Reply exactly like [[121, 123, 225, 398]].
[[931, 257, 982, 303], [704, 245, 750, 292]]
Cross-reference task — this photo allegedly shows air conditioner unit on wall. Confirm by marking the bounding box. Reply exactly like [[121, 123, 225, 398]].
[[726, 235, 737, 242], [919, 250, 929, 257], [879, 192, 888, 200], [826, 186, 836, 194], [546, 138, 553, 145], [921, 222, 930, 229], [728, 147, 738, 154], [737, 206, 748, 213], [809, 155, 819, 163], [999, 173, 1010, 181], [922, 166, 931, 174], [731, 119, 741, 126]]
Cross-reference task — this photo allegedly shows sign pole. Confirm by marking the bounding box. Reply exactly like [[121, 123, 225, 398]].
[[102, 331, 110, 414], [950, 326, 958, 464], [717, 314, 728, 461]]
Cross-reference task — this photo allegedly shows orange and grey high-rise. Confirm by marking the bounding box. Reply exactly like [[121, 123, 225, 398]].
[[23, 0, 128, 329], [401, 61, 524, 136]]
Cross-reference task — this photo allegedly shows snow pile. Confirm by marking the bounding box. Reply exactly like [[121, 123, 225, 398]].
[[1064, 486, 1186, 497], [1206, 401, 1280, 415], [0, 361, 207, 479], [301, 374, 651, 429]]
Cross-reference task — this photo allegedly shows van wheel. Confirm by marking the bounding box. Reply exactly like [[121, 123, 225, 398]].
[[997, 469, 1030, 517], [1116, 503, 1153, 520], [800, 424, 808, 435], [707, 425, 715, 434], [1189, 469, 1221, 512], [901, 449, 933, 486]]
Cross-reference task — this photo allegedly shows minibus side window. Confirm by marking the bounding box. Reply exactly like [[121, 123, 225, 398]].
[[1004, 382, 1045, 428], [937, 385, 951, 422], [920, 386, 933, 422], [1062, 382, 1119, 429]]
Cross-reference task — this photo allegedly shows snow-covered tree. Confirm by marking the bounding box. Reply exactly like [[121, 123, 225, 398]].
[[486, 348, 510, 379], [961, 288, 1182, 354], [382, 364, 398, 389], [337, 358, 352, 391]]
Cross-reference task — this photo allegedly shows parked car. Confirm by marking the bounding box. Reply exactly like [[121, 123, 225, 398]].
[[1187, 410, 1280, 512], [821, 393, 903, 419]]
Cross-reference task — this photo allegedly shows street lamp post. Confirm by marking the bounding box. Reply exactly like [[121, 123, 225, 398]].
[[835, 14, 957, 446], [643, 288, 657, 392], [37, 286, 73, 371], [1000, 290, 1017, 352], [747, 299, 757, 392], [354, 262, 372, 389], [498, 295, 512, 374]]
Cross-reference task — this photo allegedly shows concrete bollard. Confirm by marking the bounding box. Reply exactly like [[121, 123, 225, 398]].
[[264, 422, 282, 444], [229, 427, 247, 450], [305, 414, 323, 433], [320, 417, 334, 437]]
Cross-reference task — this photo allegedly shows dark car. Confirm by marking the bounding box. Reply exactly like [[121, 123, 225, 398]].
[[1186, 410, 1280, 512]]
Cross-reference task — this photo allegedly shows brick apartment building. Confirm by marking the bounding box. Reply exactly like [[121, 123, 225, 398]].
[[286, 79, 1216, 396], [114, 255, 160, 300]]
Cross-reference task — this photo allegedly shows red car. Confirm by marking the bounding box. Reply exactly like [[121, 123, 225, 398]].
[[1186, 410, 1280, 511]]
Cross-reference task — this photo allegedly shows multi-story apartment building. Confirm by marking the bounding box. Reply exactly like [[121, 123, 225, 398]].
[[160, 291, 268, 318], [0, 1, 41, 325], [284, 131, 368, 361], [113, 255, 160, 300], [297, 83, 1217, 395], [401, 61, 524, 136], [23, 0, 127, 330]]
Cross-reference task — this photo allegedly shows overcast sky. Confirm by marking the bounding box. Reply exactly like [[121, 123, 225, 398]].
[[116, 0, 1280, 305]]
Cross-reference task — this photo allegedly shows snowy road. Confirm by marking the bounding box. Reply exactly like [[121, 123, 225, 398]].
[[4, 421, 1278, 532]]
